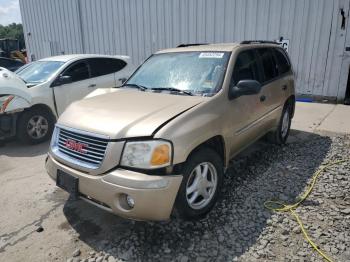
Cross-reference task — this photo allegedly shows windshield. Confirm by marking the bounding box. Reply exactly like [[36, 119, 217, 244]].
[[15, 61, 64, 84], [126, 51, 231, 96]]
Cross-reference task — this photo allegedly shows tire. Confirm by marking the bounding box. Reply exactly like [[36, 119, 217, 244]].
[[174, 147, 223, 220], [17, 108, 55, 144], [268, 102, 292, 145]]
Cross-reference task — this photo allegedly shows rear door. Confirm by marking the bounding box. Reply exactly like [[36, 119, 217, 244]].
[[256, 48, 281, 116], [272, 47, 293, 102], [87, 58, 128, 88]]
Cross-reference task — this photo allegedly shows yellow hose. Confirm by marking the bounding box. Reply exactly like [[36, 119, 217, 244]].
[[264, 159, 347, 262]]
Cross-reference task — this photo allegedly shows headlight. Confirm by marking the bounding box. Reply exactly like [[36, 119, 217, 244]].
[[121, 140, 172, 169], [0, 95, 15, 113]]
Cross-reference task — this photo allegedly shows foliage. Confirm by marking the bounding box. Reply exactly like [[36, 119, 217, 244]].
[[0, 23, 25, 49]]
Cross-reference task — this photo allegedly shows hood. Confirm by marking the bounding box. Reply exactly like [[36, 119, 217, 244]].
[[84, 87, 119, 99], [0, 67, 32, 103], [58, 89, 206, 139]]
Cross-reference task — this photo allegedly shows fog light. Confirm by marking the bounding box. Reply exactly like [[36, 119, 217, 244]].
[[126, 195, 135, 208]]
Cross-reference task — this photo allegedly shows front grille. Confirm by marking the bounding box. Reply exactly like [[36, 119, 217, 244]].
[[54, 126, 109, 169]]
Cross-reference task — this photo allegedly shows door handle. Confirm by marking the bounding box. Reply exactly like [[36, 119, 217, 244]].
[[260, 95, 266, 102], [88, 84, 96, 88], [282, 85, 288, 91]]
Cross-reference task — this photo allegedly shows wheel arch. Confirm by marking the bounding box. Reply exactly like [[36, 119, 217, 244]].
[[185, 135, 226, 168], [21, 103, 57, 122]]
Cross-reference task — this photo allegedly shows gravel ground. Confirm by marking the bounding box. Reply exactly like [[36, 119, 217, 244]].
[[62, 131, 350, 262]]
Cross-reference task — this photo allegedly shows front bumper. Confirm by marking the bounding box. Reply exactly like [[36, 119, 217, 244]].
[[46, 154, 183, 221]]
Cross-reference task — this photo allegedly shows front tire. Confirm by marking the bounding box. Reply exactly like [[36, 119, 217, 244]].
[[17, 109, 54, 144], [174, 147, 223, 220]]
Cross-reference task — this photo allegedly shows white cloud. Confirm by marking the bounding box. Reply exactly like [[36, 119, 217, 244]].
[[0, 0, 22, 25]]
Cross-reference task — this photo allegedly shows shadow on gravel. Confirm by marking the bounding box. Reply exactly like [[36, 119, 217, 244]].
[[63, 130, 332, 261], [0, 140, 49, 157]]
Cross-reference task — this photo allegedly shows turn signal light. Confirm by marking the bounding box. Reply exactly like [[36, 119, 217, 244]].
[[150, 144, 170, 166]]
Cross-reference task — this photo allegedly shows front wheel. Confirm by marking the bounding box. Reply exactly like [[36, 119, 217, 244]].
[[174, 147, 223, 220], [17, 109, 54, 144]]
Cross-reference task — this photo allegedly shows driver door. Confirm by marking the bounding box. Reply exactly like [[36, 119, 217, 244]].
[[228, 49, 266, 157], [53, 61, 97, 115]]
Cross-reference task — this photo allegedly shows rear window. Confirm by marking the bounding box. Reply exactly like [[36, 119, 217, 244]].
[[257, 48, 278, 83], [89, 58, 127, 77], [273, 48, 291, 75]]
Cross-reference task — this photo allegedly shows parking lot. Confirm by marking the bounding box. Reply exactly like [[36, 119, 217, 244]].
[[0, 103, 349, 262]]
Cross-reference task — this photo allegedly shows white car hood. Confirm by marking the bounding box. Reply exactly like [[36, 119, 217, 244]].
[[0, 67, 32, 103]]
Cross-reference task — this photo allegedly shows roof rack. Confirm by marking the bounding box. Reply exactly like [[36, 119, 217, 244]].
[[240, 40, 279, 45], [177, 43, 209, 48]]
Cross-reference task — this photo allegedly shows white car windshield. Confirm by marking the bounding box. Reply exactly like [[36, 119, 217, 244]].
[[16, 61, 64, 84], [126, 51, 231, 96]]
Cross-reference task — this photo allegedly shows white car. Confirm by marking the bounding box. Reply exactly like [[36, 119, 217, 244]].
[[0, 54, 135, 144]]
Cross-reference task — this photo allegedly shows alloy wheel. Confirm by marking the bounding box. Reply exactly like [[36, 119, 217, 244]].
[[186, 162, 218, 210], [26, 115, 49, 140]]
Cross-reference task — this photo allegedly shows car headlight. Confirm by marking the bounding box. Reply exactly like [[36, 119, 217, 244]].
[[0, 95, 15, 113], [121, 140, 172, 169]]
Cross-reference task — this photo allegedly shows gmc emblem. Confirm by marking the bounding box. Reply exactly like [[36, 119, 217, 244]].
[[64, 139, 88, 154]]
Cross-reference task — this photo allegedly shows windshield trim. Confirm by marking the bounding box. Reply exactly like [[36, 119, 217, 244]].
[[124, 51, 232, 97]]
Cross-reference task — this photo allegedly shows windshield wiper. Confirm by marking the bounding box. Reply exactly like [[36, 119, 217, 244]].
[[122, 83, 148, 91], [151, 87, 193, 96]]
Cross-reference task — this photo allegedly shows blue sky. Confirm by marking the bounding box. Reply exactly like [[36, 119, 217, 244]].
[[0, 0, 22, 25]]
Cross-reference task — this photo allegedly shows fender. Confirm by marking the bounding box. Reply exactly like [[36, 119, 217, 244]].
[[4, 96, 31, 113], [0, 67, 32, 104]]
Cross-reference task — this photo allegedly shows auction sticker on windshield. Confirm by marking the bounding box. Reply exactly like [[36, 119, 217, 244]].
[[199, 52, 225, 59]]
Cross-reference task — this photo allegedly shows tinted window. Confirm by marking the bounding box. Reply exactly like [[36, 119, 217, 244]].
[[274, 48, 291, 75], [89, 58, 127, 77], [63, 62, 90, 82], [232, 50, 260, 85], [257, 48, 278, 82]]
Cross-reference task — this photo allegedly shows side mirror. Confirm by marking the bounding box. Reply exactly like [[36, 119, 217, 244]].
[[229, 80, 262, 100], [51, 75, 72, 87], [116, 77, 127, 87]]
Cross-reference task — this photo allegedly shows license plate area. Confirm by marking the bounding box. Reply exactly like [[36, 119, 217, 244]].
[[56, 170, 79, 199]]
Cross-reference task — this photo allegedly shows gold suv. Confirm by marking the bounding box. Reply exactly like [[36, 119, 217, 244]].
[[46, 42, 295, 221]]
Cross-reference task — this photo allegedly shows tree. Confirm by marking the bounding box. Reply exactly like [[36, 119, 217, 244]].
[[0, 23, 25, 49]]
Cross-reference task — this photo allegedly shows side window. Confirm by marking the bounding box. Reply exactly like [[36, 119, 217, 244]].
[[63, 62, 90, 82], [257, 48, 278, 83], [231, 50, 260, 85], [273, 48, 291, 75], [89, 58, 127, 78]]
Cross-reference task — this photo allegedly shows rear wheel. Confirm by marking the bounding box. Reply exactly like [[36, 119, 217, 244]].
[[174, 147, 223, 220], [268, 102, 292, 144], [17, 109, 54, 144]]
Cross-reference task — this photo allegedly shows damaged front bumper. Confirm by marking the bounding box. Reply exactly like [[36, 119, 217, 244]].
[[0, 112, 18, 140]]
